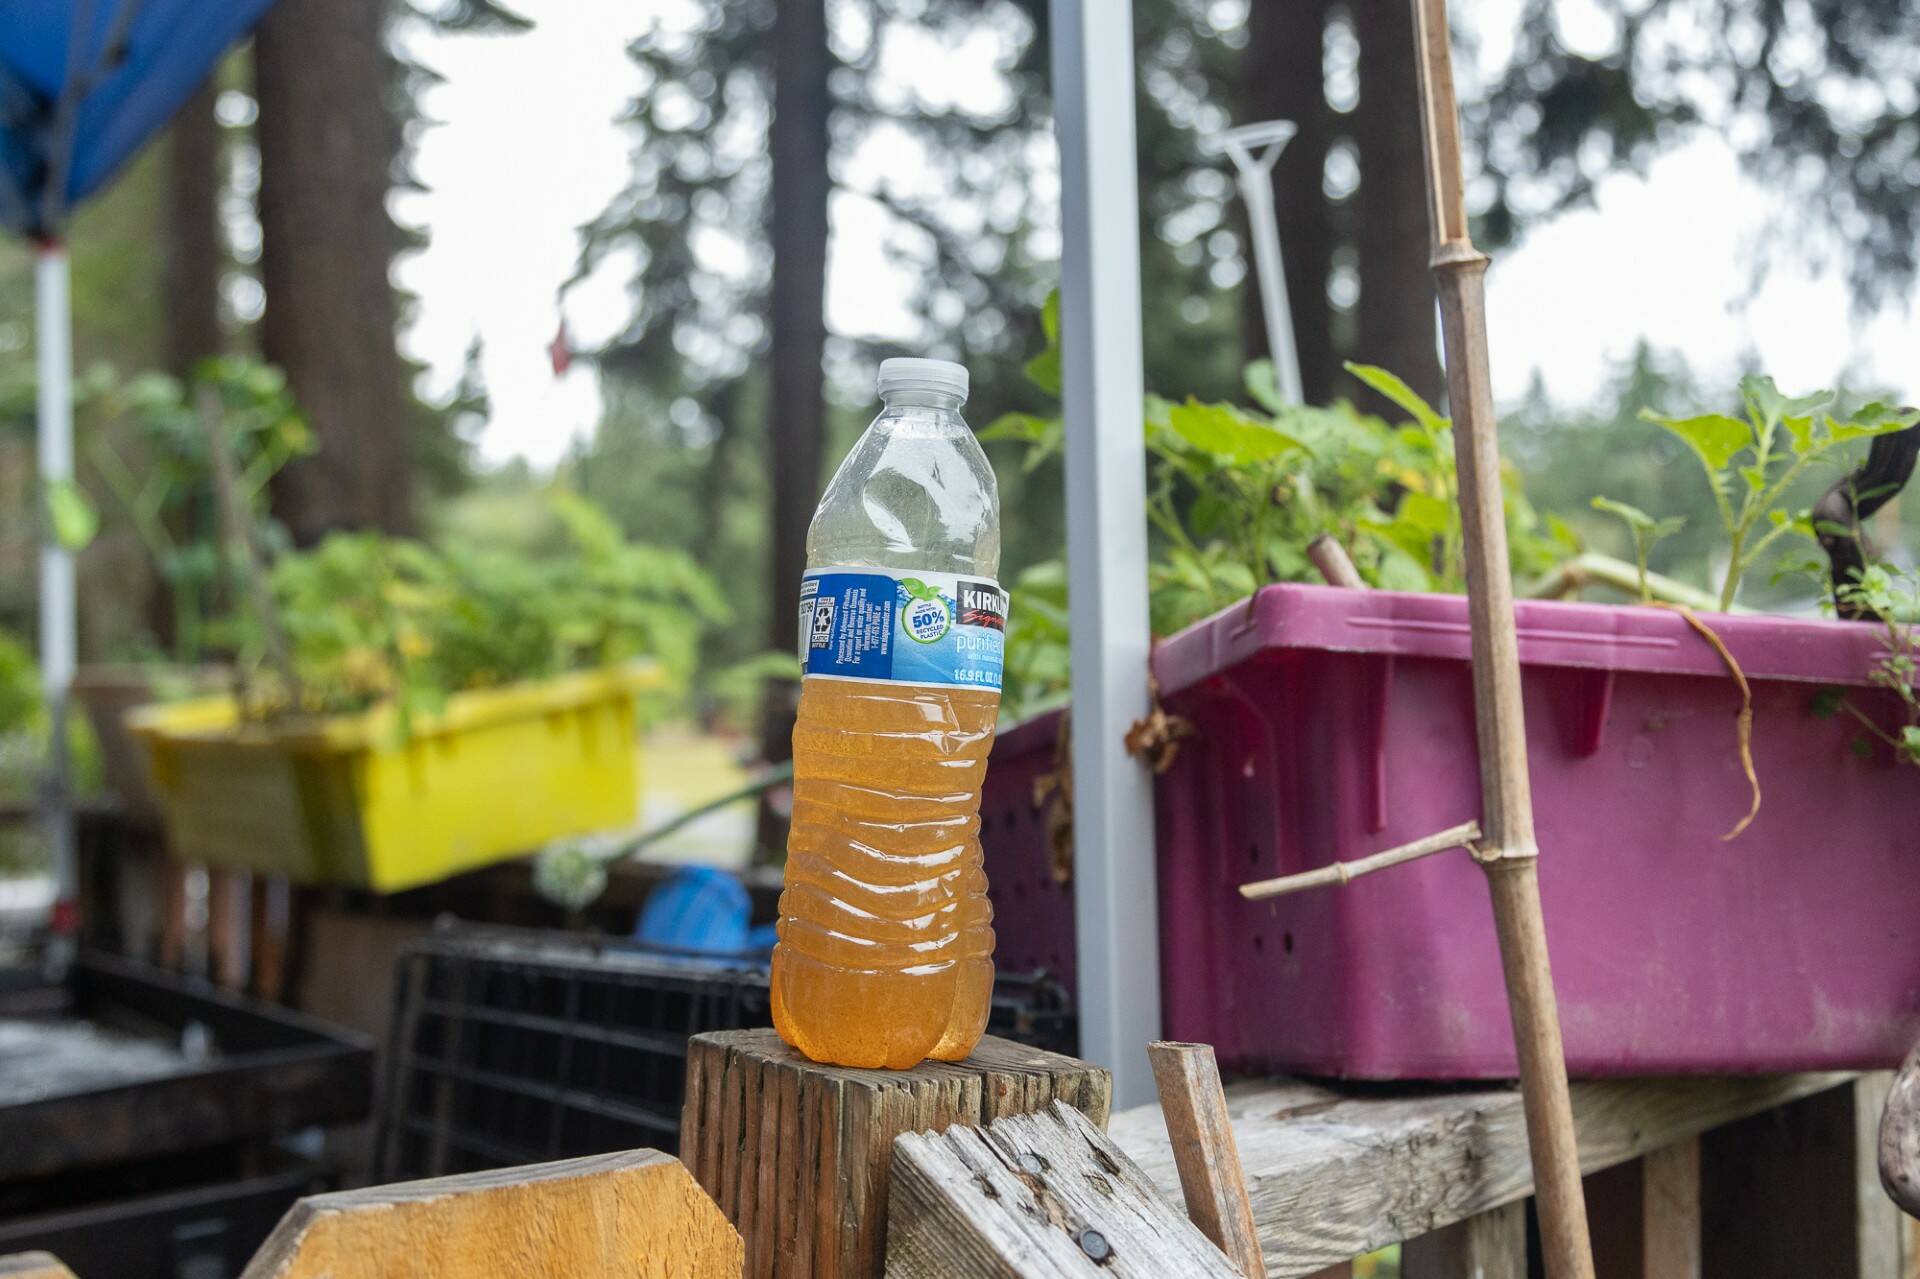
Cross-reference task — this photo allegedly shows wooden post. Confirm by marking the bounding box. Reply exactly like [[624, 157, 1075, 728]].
[[1406, 3, 1594, 1276], [1148, 1042, 1266, 1278], [1701, 1077, 1906, 1278], [1401, 1203, 1525, 1279], [1585, 1141, 1701, 1279], [238, 1150, 741, 1278], [887, 1100, 1240, 1278], [681, 1028, 1111, 1279]]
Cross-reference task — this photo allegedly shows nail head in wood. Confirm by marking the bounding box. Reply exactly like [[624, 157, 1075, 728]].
[[887, 1100, 1241, 1278]]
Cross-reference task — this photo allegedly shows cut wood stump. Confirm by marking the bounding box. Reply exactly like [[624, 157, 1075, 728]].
[[681, 1028, 1111, 1279], [237, 1149, 740, 1278], [887, 1099, 1240, 1278]]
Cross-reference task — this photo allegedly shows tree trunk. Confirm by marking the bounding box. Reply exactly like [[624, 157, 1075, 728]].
[[254, 0, 413, 541], [1352, 0, 1445, 408], [1241, 0, 1337, 405], [164, 81, 222, 381], [757, 0, 831, 857]]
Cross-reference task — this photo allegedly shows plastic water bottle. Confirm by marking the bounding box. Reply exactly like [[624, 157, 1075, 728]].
[[772, 357, 1006, 1069]]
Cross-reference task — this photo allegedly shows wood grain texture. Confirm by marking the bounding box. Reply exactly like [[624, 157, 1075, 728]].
[[1149, 1042, 1266, 1277], [238, 1148, 741, 1278], [1400, 1202, 1524, 1279], [1108, 1071, 1852, 1278], [887, 1099, 1239, 1278], [1586, 1141, 1700, 1279], [682, 1029, 1110, 1278], [1885, 1042, 1920, 1219], [0, 1255, 78, 1279]]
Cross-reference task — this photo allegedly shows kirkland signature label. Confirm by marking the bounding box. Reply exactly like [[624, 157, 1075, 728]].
[[798, 567, 1006, 691]]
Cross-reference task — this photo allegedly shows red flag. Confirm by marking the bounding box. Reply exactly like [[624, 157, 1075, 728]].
[[549, 319, 574, 377]]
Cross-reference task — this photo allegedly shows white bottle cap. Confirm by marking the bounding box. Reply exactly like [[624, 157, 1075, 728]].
[[877, 357, 968, 403]]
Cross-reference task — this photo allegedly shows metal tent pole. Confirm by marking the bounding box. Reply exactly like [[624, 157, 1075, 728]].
[[1205, 121, 1304, 406], [1049, 0, 1161, 1107], [36, 242, 76, 911]]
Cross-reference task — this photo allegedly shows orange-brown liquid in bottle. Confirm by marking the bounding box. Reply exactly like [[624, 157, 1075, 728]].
[[771, 677, 998, 1069]]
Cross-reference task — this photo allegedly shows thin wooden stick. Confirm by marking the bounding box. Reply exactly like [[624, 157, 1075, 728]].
[[1409, 4, 1596, 1278], [1239, 820, 1480, 901], [1306, 534, 1365, 589], [1148, 1042, 1267, 1279]]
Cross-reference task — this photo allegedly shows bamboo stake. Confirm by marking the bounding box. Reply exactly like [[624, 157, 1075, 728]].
[[1148, 1042, 1267, 1279], [1305, 533, 1364, 589], [1408, 4, 1596, 1277], [1238, 820, 1480, 901]]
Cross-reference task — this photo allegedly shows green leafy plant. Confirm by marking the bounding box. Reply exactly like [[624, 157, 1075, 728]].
[[1622, 377, 1919, 610], [982, 299, 1575, 718], [1589, 498, 1685, 603], [1812, 564, 1920, 767], [87, 357, 315, 661], [227, 492, 729, 729]]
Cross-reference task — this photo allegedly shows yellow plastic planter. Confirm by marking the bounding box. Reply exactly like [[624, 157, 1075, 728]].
[[129, 665, 654, 893]]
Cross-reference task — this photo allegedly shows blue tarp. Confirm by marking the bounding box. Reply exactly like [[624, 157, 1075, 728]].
[[0, 0, 278, 235]]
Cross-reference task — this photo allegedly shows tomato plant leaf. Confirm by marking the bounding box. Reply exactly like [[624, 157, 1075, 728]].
[[1640, 411, 1751, 472], [1346, 362, 1448, 435], [1167, 399, 1304, 463]]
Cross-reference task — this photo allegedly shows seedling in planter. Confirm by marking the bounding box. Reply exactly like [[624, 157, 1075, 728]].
[[1628, 377, 1918, 610], [1812, 564, 1920, 767], [1588, 498, 1684, 603]]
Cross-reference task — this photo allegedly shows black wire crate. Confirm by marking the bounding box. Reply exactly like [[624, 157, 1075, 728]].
[[375, 922, 1076, 1181]]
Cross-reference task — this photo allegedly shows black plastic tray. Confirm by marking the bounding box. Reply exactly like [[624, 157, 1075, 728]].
[[0, 952, 373, 1183]]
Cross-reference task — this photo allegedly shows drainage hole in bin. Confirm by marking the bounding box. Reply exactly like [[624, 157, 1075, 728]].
[[1283, 931, 1294, 955], [1252, 933, 1264, 954], [1247, 842, 1259, 866]]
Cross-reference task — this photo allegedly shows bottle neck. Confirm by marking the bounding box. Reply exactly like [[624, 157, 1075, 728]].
[[880, 390, 966, 413]]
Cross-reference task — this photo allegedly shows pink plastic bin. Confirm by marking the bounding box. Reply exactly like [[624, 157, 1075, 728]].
[[983, 583, 1920, 1078]]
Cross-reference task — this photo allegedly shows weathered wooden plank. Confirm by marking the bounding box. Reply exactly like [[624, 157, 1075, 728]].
[[1401, 1202, 1525, 1279], [238, 1148, 741, 1278], [1882, 1043, 1920, 1219], [1109, 1071, 1852, 1278], [1586, 1141, 1700, 1279], [887, 1099, 1240, 1278], [1858, 1073, 1907, 1279], [684, 1029, 1110, 1278], [1149, 1042, 1266, 1278]]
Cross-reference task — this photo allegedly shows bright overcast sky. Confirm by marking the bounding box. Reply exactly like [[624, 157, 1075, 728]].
[[394, 2, 1920, 469]]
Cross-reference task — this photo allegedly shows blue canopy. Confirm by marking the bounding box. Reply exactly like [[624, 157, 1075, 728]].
[[0, 0, 278, 235]]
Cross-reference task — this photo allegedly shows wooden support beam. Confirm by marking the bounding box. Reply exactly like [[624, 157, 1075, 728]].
[[887, 1099, 1240, 1277], [681, 1029, 1110, 1278], [1401, 1202, 1525, 1279], [1586, 1140, 1701, 1279], [0, 1256, 79, 1279], [237, 1149, 741, 1278], [1701, 1076, 1903, 1279], [1149, 1042, 1266, 1277], [1109, 1072, 1853, 1278]]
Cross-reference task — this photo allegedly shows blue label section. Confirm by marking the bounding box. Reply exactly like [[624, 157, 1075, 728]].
[[799, 567, 1005, 691]]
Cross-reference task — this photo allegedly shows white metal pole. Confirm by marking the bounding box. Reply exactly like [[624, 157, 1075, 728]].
[[1236, 158, 1304, 406], [1049, 0, 1162, 1106], [36, 244, 76, 909], [1209, 123, 1304, 406]]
